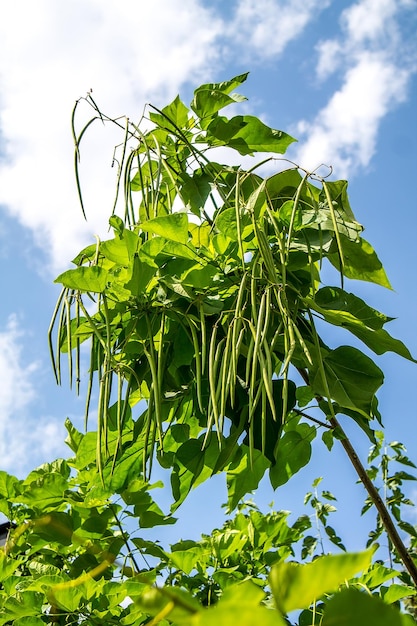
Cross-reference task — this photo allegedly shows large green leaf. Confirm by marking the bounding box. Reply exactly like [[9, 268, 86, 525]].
[[311, 346, 384, 416], [328, 235, 392, 288], [320, 180, 357, 223], [54, 266, 108, 293], [140, 213, 189, 244], [226, 446, 270, 512], [0, 471, 19, 499], [206, 115, 296, 155], [179, 171, 212, 217], [185, 581, 287, 626], [170, 437, 219, 512], [125, 255, 156, 295], [32, 511, 73, 546], [0, 593, 43, 625], [0, 551, 24, 582], [16, 472, 69, 510], [322, 587, 415, 625], [313, 287, 391, 329], [269, 423, 315, 489], [309, 287, 415, 361], [269, 549, 373, 614]]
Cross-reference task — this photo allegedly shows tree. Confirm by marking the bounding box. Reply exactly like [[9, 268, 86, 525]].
[[0, 73, 416, 624]]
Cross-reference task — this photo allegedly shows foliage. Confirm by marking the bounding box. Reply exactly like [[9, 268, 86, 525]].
[[0, 442, 415, 624], [50, 73, 413, 513], [0, 73, 416, 623]]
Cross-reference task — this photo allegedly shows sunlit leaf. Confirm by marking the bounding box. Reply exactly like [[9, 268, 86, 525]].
[[322, 587, 414, 625], [206, 115, 296, 155], [328, 235, 392, 288], [191, 72, 249, 120], [140, 213, 189, 244], [54, 266, 108, 292], [269, 549, 373, 613], [309, 287, 415, 361]]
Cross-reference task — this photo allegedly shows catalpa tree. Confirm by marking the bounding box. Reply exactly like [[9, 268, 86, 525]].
[[0, 73, 415, 625]]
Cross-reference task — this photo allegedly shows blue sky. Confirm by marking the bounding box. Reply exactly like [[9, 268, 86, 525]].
[[0, 0, 416, 551]]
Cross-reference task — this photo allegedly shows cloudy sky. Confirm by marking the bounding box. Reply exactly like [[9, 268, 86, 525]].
[[0, 0, 416, 547]]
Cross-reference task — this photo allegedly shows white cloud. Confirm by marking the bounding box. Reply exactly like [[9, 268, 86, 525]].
[[294, 0, 417, 177], [0, 0, 224, 272], [295, 53, 410, 176], [0, 0, 415, 272], [230, 0, 332, 58], [0, 316, 38, 416], [0, 315, 69, 475], [341, 0, 412, 47]]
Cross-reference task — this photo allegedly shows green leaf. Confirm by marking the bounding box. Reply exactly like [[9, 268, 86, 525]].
[[54, 266, 108, 293], [109, 214, 124, 235], [125, 254, 156, 295], [0, 594, 42, 625], [17, 472, 69, 510], [309, 287, 415, 361], [13, 618, 46, 626], [320, 180, 357, 224], [226, 446, 270, 512], [322, 588, 415, 625], [182, 264, 219, 289], [269, 424, 315, 489], [191, 73, 249, 120], [206, 115, 296, 155], [328, 236, 392, 288], [355, 562, 399, 588], [168, 545, 204, 575], [49, 585, 85, 613], [311, 346, 384, 416], [314, 287, 391, 329], [140, 213, 189, 244], [189, 581, 287, 626], [383, 584, 417, 604], [149, 94, 190, 132], [32, 511, 73, 546], [100, 236, 130, 265], [0, 471, 19, 499], [170, 437, 219, 511], [0, 551, 24, 582], [179, 171, 212, 217], [269, 549, 373, 614], [64, 417, 83, 453]]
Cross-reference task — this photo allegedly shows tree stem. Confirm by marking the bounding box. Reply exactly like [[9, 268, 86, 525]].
[[330, 416, 417, 587]]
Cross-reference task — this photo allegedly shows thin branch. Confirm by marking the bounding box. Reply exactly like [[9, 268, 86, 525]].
[[329, 415, 417, 586]]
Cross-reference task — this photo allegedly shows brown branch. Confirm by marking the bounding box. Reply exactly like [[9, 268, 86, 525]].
[[296, 367, 417, 586], [330, 415, 417, 586]]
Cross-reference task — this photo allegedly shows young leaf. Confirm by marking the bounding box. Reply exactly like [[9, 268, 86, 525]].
[[191, 73, 249, 120]]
